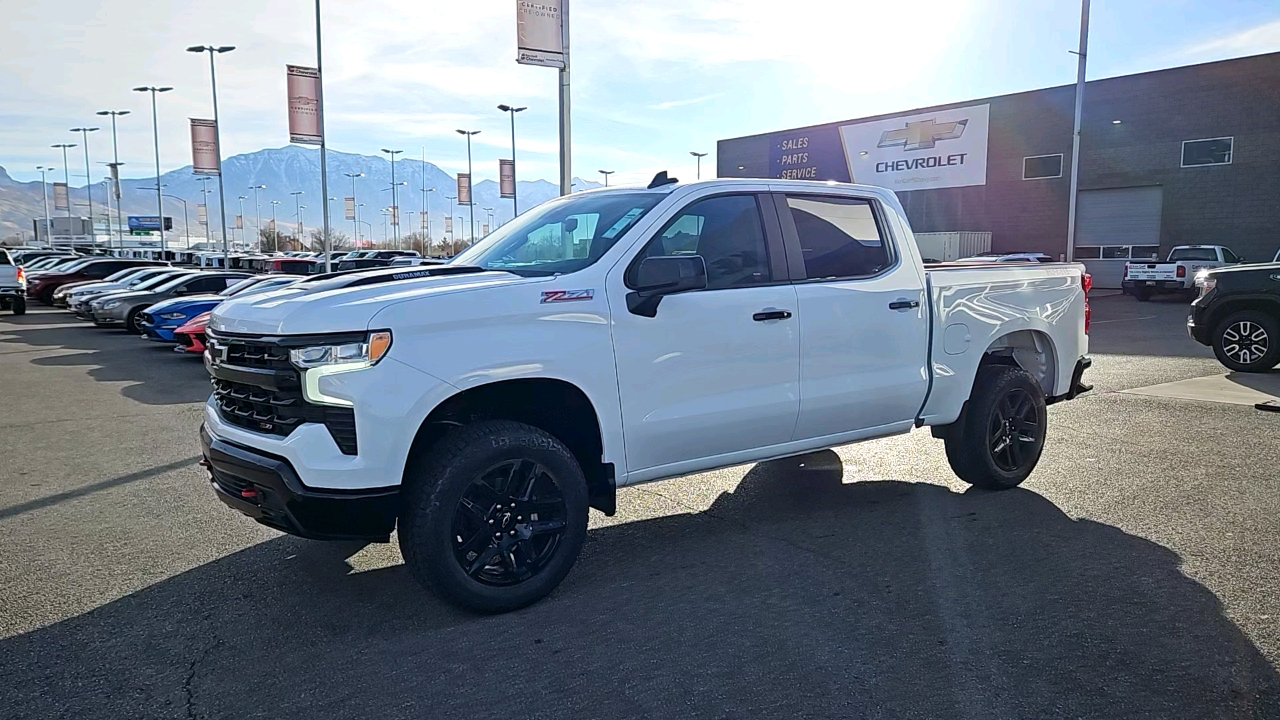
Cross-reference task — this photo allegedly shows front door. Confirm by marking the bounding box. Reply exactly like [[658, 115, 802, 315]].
[[609, 192, 800, 477]]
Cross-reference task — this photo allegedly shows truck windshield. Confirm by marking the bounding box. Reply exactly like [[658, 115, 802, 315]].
[[452, 191, 666, 276], [1169, 248, 1218, 261]]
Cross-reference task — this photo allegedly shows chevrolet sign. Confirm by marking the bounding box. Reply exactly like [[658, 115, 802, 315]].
[[839, 104, 990, 191]]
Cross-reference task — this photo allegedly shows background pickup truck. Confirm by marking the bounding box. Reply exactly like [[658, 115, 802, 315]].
[[201, 177, 1092, 613], [0, 249, 26, 315], [1123, 245, 1243, 300]]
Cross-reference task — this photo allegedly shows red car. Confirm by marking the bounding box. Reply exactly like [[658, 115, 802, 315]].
[[173, 311, 210, 354], [26, 258, 166, 304]]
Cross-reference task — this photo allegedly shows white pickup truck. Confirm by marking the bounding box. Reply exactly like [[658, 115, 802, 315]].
[[1123, 245, 1242, 300], [201, 177, 1092, 613], [0, 249, 27, 315]]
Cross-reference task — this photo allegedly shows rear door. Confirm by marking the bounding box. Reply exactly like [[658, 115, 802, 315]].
[[775, 192, 929, 439]]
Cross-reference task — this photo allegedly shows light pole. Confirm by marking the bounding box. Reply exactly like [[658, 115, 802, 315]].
[[381, 149, 402, 247], [70, 127, 100, 238], [237, 195, 248, 249], [598, 169, 614, 186], [497, 104, 526, 216], [1065, 0, 1090, 263], [198, 176, 213, 240], [133, 86, 173, 253], [380, 208, 389, 243], [690, 151, 708, 180], [298, 205, 307, 244], [483, 207, 494, 235], [344, 172, 363, 245], [291, 191, 304, 240], [456, 129, 479, 241], [425, 187, 436, 247], [269, 200, 281, 251], [186, 45, 235, 266], [249, 184, 265, 251], [140, 184, 189, 245], [96, 110, 130, 250], [35, 166, 53, 242]]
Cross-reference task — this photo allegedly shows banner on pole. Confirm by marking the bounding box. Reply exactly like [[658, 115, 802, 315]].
[[53, 182, 69, 211], [197, 204, 208, 225], [517, 0, 565, 68], [389, 205, 399, 226], [444, 216, 453, 235], [343, 196, 355, 221], [499, 159, 516, 198], [190, 118, 220, 175], [286, 65, 324, 145], [482, 223, 489, 236], [235, 214, 243, 230], [457, 173, 472, 205], [268, 219, 276, 233]]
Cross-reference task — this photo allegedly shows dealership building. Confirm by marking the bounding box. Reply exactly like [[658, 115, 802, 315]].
[[717, 52, 1280, 286]]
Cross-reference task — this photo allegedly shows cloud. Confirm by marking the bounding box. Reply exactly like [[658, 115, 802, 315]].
[[1178, 19, 1280, 60], [650, 94, 723, 110]]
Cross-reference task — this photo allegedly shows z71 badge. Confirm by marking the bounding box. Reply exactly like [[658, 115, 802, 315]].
[[541, 289, 594, 303]]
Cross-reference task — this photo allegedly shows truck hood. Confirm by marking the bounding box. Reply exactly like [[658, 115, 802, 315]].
[[1206, 261, 1280, 276], [210, 265, 528, 335]]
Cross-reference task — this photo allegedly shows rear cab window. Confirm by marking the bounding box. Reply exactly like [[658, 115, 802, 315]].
[[1168, 248, 1219, 262]]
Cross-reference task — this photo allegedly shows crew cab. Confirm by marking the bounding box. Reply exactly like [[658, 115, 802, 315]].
[[1188, 261, 1280, 372], [1123, 245, 1242, 300], [200, 177, 1092, 613], [0, 249, 26, 315]]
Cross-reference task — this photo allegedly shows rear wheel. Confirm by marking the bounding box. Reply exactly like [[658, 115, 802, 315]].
[[1134, 287, 1153, 302], [399, 420, 589, 613], [11, 297, 25, 315], [38, 287, 55, 305], [944, 365, 1048, 490], [1211, 310, 1280, 373]]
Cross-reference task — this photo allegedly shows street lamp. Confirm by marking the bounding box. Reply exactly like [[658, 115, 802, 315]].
[[343, 172, 363, 245], [198, 176, 213, 240], [456, 129, 480, 242], [290, 191, 304, 239], [133, 86, 173, 253], [269, 199, 281, 251], [690, 151, 708, 180], [186, 44, 235, 266], [35, 166, 54, 241], [381, 149, 402, 247], [237, 195, 248, 249], [69, 127, 100, 239], [96, 109, 130, 250], [483, 207, 494, 235], [598, 169, 614, 186], [497, 104, 526, 216], [249, 184, 265, 251]]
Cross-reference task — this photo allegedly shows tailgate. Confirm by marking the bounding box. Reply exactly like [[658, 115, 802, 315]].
[[1125, 264, 1176, 281]]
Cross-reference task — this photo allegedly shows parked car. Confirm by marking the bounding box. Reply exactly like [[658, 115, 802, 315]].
[[11, 250, 78, 267], [388, 257, 448, 267], [91, 271, 251, 332], [18, 254, 78, 270], [139, 275, 301, 343], [0, 249, 27, 315], [173, 311, 212, 354], [1123, 245, 1243, 301], [52, 266, 170, 307], [69, 269, 194, 318], [26, 258, 168, 305], [1188, 261, 1280, 372], [957, 252, 1055, 263], [200, 177, 1092, 613], [335, 250, 421, 272]]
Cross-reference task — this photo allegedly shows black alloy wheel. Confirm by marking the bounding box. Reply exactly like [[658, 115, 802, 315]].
[[452, 459, 569, 586], [987, 387, 1039, 473], [1220, 319, 1270, 366]]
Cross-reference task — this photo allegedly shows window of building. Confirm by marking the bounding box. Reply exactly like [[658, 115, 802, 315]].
[[1130, 246, 1160, 261], [784, 195, 889, 279], [634, 194, 771, 290], [1101, 246, 1130, 259], [1181, 137, 1233, 167], [1074, 246, 1101, 259], [1022, 154, 1064, 180]]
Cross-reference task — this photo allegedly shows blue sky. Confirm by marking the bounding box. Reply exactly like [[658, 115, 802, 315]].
[[2, 0, 1278, 187]]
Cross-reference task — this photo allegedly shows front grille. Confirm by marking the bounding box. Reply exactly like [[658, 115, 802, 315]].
[[208, 333, 359, 455]]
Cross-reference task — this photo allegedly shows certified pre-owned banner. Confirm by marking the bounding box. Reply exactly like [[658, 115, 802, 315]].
[[190, 118, 220, 175], [444, 216, 453, 235], [839, 104, 990, 191], [516, 0, 564, 68], [389, 205, 399, 227], [286, 65, 323, 145], [344, 197, 355, 221], [457, 173, 472, 205], [235, 215, 243, 230], [53, 182, 69, 211], [499, 159, 516, 198], [197, 203, 208, 225]]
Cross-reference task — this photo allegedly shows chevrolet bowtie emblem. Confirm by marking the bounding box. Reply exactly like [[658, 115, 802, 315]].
[[877, 118, 968, 151]]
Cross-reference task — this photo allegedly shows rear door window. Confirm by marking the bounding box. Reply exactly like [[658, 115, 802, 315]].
[[784, 195, 890, 279]]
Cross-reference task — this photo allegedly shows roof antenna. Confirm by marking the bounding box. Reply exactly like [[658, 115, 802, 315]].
[[647, 171, 679, 189]]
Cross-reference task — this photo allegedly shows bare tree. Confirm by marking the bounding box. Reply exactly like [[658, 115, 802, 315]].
[[308, 228, 352, 253]]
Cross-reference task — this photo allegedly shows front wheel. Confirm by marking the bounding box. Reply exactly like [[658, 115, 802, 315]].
[[399, 420, 589, 613], [1212, 310, 1280, 373], [944, 365, 1048, 490], [125, 308, 145, 334]]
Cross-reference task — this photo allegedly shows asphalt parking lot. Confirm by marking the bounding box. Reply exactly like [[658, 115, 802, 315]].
[[2, 294, 1279, 719]]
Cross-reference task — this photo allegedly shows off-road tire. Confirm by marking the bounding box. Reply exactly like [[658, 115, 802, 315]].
[[1211, 310, 1280, 373], [11, 297, 25, 315], [944, 364, 1048, 490], [398, 420, 589, 614]]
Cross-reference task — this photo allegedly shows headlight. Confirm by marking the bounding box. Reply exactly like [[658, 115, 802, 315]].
[[159, 312, 187, 320], [290, 331, 392, 370], [102, 300, 121, 310], [1197, 276, 1217, 297]]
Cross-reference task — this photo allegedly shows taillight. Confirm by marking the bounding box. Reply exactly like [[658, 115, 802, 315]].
[[1176, 265, 1186, 278], [1082, 272, 1092, 335], [16, 267, 24, 284]]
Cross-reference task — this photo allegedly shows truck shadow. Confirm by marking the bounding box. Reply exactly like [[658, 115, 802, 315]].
[[0, 318, 210, 405], [3, 452, 1276, 719]]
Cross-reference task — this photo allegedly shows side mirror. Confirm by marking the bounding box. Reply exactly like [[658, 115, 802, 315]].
[[626, 255, 708, 317]]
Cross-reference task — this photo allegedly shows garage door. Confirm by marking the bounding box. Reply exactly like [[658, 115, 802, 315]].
[[1075, 187, 1163, 288]]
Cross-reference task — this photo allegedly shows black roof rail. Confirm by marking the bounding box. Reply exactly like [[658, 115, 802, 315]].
[[647, 171, 678, 189]]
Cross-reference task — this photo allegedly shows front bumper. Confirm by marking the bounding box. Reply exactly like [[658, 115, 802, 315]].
[[200, 424, 398, 541], [91, 304, 131, 324], [1187, 297, 1213, 345]]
